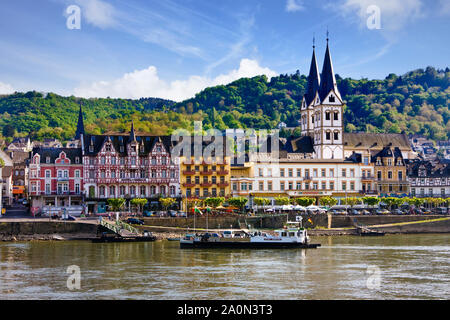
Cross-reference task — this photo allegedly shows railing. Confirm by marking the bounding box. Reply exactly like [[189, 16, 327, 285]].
[[100, 219, 141, 236]]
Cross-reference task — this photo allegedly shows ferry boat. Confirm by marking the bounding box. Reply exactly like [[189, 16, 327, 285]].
[[180, 220, 321, 249]]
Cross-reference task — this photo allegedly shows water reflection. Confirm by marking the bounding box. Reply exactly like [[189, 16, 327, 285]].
[[0, 234, 448, 300]]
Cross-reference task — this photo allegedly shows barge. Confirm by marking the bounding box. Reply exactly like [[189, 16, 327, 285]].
[[180, 220, 321, 249]]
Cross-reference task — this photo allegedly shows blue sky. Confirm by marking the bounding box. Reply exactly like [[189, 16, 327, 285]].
[[0, 0, 449, 101]]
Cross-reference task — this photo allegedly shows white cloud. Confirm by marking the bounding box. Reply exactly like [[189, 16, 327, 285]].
[[0, 82, 14, 95], [439, 0, 450, 15], [74, 59, 278, 102], [73, 0, 118, 29], [286, 0, 304, 12], [336, 0, 424, 31]]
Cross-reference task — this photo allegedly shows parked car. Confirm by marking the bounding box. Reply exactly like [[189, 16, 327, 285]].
[[433, 207, 448, 215], [349, 209, 360, 215], [62, 215, 76, 221], [22, 200, 28, 205], [168, 210, 177, 217], [376, 209, 390, 215], [126, 218, 144, 225], [177, 211, 187, 217], [392, 209, 403, 215]]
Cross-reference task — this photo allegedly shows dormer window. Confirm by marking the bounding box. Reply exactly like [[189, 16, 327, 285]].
[[89, 145, 94, 152], [46, 157, 50, 164], [329, 95, 335, 103], [140, 145, 144, 153], [105, 144, 111, 152], [120, 146, 124, 153], [376, 158, 382, 165], [75, 157, 80, 164], [396, 159, 402, 166]]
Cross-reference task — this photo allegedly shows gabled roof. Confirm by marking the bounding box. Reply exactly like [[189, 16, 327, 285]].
[[344, 133, 411, 150], [32, 147, 82, 164], [82, 134, 175, 156], [284, 135, 314, 154]]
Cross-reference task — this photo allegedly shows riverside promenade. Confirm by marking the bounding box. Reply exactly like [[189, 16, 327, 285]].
[[1, 214, 450, 241]]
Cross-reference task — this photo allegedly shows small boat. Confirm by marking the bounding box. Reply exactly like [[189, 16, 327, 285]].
[[167, 237, 180, 241], [92, 231, 157, 243], [359, 230, 385, 237], [180, 221, 321, 249]]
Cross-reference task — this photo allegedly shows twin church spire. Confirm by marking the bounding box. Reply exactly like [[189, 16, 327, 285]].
[[303, 36, 341, 107]]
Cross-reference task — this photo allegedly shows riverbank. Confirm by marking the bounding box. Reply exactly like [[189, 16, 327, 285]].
[[1, 215, 449, 241]]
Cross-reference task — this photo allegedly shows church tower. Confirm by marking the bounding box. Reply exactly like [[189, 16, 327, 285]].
[[313, 37, 344, 160], [300, 40, 321, 137]]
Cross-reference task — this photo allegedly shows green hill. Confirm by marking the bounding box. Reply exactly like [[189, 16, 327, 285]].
[[0, 66, 449, 143]]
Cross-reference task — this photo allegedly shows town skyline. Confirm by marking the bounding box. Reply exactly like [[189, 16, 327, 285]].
[[0, 0, 449, 101]]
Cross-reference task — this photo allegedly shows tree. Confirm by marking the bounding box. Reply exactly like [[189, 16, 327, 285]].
[[227, 197, 248, 213], [107, 198, 126, 212], [204, 197, 225, 209], [159, 198, 176, 211], [319, 196, 338, 208], [2, 124, 15, 137], [362, 197, 380, 208], [274, 196, 290, 205], [294, 197, 316, 207], [131, 198, 148, 216], [342, 197, 361, 212]]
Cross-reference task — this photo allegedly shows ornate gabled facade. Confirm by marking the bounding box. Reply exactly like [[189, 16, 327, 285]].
[[28, 147, 84, 215], [300, 39, 344, 160], [81, 123, 180, 214], [408, 159, 450, 198]]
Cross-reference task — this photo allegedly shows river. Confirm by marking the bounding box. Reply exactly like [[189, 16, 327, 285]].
[[0, 234, 448, 300]]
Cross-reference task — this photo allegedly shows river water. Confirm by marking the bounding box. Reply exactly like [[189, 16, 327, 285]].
[[0, 234, 448, 300]]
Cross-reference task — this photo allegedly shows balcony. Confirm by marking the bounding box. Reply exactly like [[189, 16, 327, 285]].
[[182, 170, 196, 175], [200, 182, 213, 187], [217, 170, 229, 175], [200, 170, 213, 175], [183, 182, 196, 187], [217, 182, 229, 187], [361, 175, 375, 181]]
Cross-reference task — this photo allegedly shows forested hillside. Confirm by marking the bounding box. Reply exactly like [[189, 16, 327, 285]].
[[0, 66, 448, 143]]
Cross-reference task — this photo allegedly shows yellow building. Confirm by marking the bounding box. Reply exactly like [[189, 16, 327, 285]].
[[179, 156, 231, 200]]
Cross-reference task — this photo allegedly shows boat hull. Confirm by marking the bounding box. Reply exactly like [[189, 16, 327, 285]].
[[180, 241, 321, 249]]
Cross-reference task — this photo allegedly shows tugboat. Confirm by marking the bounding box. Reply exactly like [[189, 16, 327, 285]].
[[180, 219, 321, 249]]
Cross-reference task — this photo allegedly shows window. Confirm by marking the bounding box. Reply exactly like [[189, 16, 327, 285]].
[[109, 186, 115, 197], [288, 169, 293, 177], [398, 171, 403, 181], [330, 169, 334, 177], [75, 170, 80, 178], [321, 169, 326, 177], [363, 157, 369, 165], [268, 181, 272, 191], [101, 157, 106, 165], [170, 186, 176, 196], [326, 132, 331, 140], [342, 169, 346, 177], [105, 145, 111, 152], [350, 169, 355, 178], [46, 170, 51, 178], [313, 182, 318, 190], [325, 111, 331, 120], [388, 158, 392, 166], [329, 181, 334, 190], [321, 182, 326, 190], [75, 157, 80, 164], [313, 169, 318, 177], [258, 168, 263, 176], [280, 182, 285, 190], [334, 112, 339, 121], [329, 95, 335, 103], [334, 131, 339, 140], [140, 186, 146, 197], [259, 181, 264, 191], [296, 182, 301, 190], [342, 182, 347, 191], [350, 182, 355, 191], [120, 186, 126, 196], [377, 171, 382, 180], [46, 183, 51, 194], [280, 169, 285, 177], [388, 171, 393, 179], [46, 157, 50, 164], [297, 169, 301, 177]]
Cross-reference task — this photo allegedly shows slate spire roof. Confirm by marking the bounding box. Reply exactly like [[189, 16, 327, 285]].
[[75, 103, 85, 140], [130, 121, 136, 142], [303, 45, 321, 106], [318, 39, 341, 101]]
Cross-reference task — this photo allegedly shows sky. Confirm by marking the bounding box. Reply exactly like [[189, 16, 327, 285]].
[[0, 0, 449, 101]]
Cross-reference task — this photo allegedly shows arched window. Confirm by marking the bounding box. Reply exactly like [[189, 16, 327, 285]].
[[140, 186, 146, 197], [109, 186, 115, 197], [334, 111, 339, 121], [325, 111, 331, 121], [334, 131, 339, 141]]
